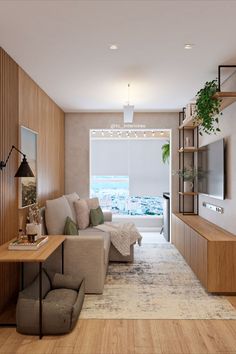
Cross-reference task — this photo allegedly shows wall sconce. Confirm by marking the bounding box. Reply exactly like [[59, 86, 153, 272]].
[[0, 145, 34, 177]]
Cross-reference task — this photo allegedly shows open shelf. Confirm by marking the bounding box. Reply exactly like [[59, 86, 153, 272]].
[[213, 91, 236, 111], [178, 147, 198, 153], [179, 117, 199, 129], [179, 92, 236, 130], [179, 192, 198, 196]]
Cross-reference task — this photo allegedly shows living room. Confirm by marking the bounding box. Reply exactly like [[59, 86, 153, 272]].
[[1, 1, 236, 353]]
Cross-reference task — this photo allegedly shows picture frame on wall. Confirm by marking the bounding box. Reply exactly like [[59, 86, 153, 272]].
[[19, 126, 38, 208]]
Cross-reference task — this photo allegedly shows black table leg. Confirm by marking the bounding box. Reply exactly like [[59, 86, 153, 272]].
[[21, 262, 24, 290], [39, 262, 42, 339], [62, 242, 64, 274]]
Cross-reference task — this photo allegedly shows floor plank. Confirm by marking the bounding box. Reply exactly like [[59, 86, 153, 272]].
[[2, 319, 236, 354]]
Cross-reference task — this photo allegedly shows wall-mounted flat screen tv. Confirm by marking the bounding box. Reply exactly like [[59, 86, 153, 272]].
[[198, 138, 225, 200]]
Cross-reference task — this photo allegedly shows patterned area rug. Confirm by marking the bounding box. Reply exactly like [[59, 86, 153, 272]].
[[80, 243, 236, 319]]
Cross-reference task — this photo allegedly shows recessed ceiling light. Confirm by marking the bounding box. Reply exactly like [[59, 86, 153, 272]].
[[110, 44, 118, 50], [184, 43, 194, 50]]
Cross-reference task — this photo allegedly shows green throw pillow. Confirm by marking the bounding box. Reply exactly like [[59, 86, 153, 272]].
[[90, 206, 104, 226], [64, 216, 78, 235]]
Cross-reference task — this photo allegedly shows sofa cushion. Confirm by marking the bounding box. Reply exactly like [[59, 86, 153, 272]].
[[45, 196, 73, 235], [90, 206, 104, 226], [78, 227, 104, 236], [45, 288, 78, 306], [103, 232, 111, 265], [64, 192, 79, 223], [49, 272, 84, 291], [64, 216, 78, 235], [19, 269, 51, 300], [86, 197, 99, 210], [74, 199, 90, 229]]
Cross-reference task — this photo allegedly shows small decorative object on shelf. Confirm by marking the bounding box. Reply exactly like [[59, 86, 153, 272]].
[[8, 236, 48, 251], [18, 228, 24, 240], [185, 137, 190, 147], [26, 203, 42, 240], [174, 167, 198, 193]]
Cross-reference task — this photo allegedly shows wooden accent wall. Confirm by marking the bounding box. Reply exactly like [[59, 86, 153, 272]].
[[18, 68, 65, 207], [0, 48, 65, 311], [0, 48, 20, 311]]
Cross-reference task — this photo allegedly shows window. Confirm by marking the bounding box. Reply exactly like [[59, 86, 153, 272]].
[[90, 175, 163, 216]]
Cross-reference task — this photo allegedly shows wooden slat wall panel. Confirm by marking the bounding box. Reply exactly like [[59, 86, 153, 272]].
[[0, 48, 19, 312], [0, 48, 65, 310], [18, 68, 65, 218]]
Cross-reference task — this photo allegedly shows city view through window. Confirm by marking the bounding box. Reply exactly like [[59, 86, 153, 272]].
[[90, 176, 164, 216]]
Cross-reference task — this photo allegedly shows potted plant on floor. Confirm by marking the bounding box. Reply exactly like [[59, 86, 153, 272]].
[[194, 79, 222, 135]]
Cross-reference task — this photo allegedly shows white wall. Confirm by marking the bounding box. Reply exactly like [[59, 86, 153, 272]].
[[199, 101, 236, 234], [91, 138, 169, 196]]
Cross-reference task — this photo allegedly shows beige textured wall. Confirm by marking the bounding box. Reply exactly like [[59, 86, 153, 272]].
[[65, 112, 179, 212], [198, 101, 236, 234]]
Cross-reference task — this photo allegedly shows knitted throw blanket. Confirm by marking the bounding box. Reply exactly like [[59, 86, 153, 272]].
[[94, 222, 142, 256]]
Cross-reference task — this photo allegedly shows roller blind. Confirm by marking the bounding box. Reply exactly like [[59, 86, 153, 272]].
[[90, 139, 169, 196]]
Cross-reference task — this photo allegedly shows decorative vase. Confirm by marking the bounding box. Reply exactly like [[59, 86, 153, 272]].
[[26, 223, 42, 240], [184, 181, 193, 193]]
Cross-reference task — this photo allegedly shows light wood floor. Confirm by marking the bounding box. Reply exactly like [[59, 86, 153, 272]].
[[1, 319, 236, 354], [1, 235, 236, 354]]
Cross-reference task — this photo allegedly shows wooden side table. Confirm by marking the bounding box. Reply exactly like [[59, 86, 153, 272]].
[[0, 235, 66, 339]]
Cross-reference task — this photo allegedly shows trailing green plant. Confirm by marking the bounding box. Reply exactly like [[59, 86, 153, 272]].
[[174, 167, 198, 181], [161, 141, 170, 164], [194, 79, 222, 135]]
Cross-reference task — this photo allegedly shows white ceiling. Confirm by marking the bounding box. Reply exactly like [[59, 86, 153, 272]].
[[0, 0, 236, 112]]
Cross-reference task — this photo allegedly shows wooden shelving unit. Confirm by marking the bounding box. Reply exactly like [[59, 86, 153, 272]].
[[178, 108, 199, 215], [178, 147, 199, 153], [177, 65, 236, 215], [178, 117, 198, 129], [178, 192, 198, 196], [213, 91, 236, 111]]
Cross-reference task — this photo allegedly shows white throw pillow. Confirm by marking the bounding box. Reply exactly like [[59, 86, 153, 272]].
[[74, 199, 90, 230], [45, 196, 73, 235], [64, 192, 80, 223]]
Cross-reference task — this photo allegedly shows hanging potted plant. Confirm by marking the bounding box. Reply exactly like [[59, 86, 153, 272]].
[[194, 79, 222, 135], [161, 141, 170, 164]]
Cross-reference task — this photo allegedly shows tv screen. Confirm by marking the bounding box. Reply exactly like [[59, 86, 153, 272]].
[[198, 138, 225, 200]]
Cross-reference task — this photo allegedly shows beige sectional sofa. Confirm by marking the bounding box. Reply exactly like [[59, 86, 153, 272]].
[[40, 194, 134, 294]]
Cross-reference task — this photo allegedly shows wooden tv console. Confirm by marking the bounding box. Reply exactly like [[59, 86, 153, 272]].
[[172, 213, 236, 293]]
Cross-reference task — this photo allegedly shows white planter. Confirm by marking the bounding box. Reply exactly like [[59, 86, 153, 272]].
[[26, 223, 42, 240], [184, 181, 193, 193]]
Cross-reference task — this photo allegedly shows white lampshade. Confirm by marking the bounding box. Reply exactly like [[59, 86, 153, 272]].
[[123, 104, 134, 123]]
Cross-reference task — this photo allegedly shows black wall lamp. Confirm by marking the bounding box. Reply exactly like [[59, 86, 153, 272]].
[[0, 145, 34, 177]]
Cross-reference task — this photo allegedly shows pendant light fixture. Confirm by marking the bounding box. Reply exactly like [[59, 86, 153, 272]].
[[123, 83, 134, 123]]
